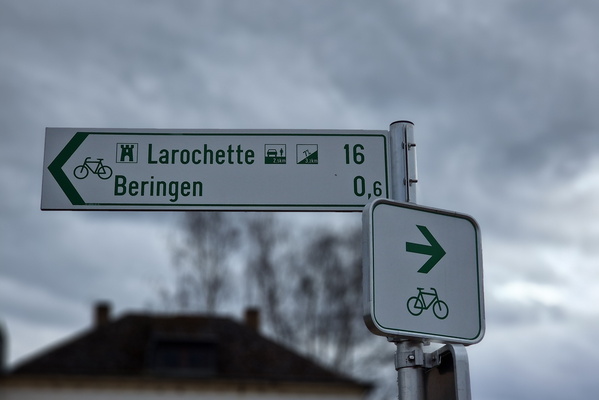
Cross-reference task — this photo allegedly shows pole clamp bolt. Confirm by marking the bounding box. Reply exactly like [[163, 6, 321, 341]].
[[395, 347, 425, 370]]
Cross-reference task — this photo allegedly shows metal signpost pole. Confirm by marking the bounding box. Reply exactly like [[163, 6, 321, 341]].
[[389, 121, 417, 204], [389, 121, 425, 400]]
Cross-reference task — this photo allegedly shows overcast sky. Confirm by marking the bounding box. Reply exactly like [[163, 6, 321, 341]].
[[2, 1, 599, 399]]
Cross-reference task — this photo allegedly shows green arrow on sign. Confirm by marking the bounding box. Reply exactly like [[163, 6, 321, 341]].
[[406, 225, 446, 274], [47, 132, 89, 205]]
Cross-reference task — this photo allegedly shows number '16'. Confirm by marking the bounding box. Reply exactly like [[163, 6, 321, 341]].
[[344, 144, 364, 164]]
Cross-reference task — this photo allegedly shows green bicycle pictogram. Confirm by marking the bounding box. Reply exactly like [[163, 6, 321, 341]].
[[73, 157, 113, 180], [406, 287, 449, 319]]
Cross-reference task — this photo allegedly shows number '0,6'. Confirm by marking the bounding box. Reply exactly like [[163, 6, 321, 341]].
[[344, 144, 365, 164]]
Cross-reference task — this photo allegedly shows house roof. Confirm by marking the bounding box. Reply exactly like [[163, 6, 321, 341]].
[[8, 311, 368, 390]]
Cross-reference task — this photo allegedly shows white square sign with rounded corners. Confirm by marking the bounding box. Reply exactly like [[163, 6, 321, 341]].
[[363, 199, 485, 344]]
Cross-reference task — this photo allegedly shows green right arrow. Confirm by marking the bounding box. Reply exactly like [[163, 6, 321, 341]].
[[406, 225, 446, 274]]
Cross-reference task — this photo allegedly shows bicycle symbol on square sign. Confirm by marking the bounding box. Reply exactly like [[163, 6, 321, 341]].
[[406, 287, 449, 320]]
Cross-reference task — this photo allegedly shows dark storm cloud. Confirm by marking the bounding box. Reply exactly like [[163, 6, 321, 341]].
[[7, 0, 597, 182], [266, 0, 599, 183]]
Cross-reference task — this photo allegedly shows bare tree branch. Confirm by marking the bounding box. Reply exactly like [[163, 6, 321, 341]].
[[159, 212, 393, 398], [163, 212, 240, 313]]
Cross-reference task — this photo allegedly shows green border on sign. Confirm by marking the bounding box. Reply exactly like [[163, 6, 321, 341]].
[[369, 200, 484, 343]]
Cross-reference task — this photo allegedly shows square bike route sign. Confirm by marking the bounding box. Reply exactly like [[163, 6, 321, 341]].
[[41, 128, 391, 211], [363, 199, 485, 344]]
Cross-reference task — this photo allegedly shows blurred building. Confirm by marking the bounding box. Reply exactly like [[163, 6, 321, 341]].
[[0, 303, 370, 399]]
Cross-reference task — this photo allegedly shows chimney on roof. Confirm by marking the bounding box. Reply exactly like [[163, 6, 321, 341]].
[[244, 307, 260, 332], [94, 301, 111, 328]]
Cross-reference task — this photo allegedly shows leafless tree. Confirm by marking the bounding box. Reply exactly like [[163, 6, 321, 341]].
[[241, 213, 393, 380], [245, 219, 365, 367], [162, 212, 240, 313], [244, 214, 295, 339], [161, 212, 394, 398]]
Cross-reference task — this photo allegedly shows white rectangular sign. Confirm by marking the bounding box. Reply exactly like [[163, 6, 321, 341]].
[[41, 128, 390, 211], [363, 199, 484, 344]]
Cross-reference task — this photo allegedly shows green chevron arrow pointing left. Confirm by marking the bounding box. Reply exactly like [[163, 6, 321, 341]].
[[47, 132, 89, 205]]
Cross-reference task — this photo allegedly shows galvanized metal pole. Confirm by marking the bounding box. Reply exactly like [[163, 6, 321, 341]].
[[389, 121, 417, 204], [394, 339, 426, 400], [389, 121, 424, 400]]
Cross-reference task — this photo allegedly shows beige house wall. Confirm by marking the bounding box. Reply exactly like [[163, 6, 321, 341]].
[[0, 378, 367, 400]]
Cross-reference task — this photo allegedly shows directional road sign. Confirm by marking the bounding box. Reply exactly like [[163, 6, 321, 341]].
[[41, 128, 391, 211], [363, 199, 484, 344]]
